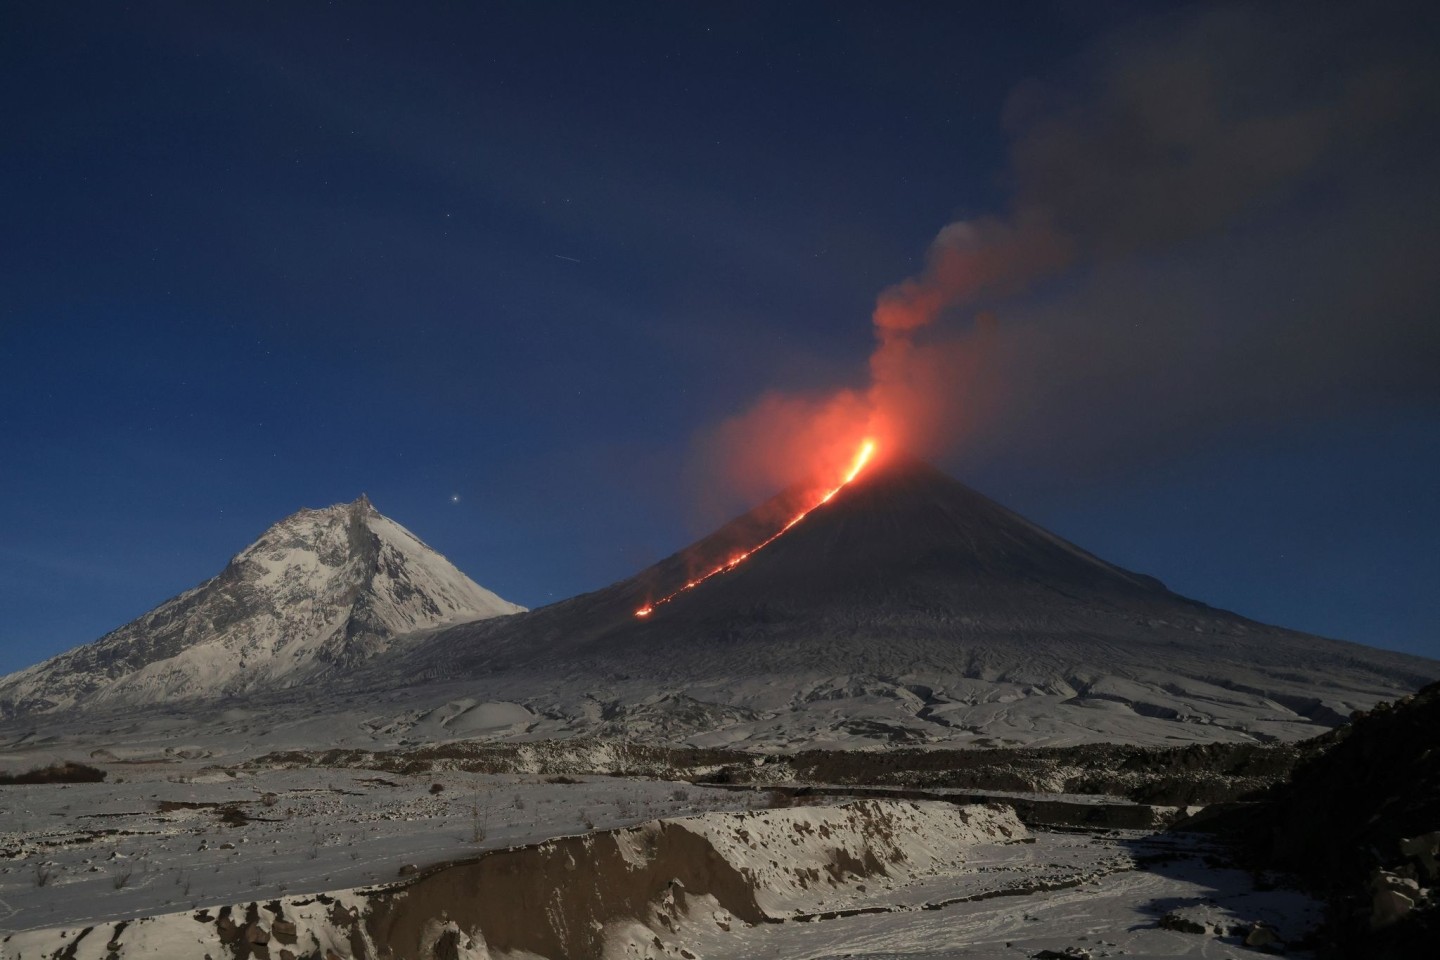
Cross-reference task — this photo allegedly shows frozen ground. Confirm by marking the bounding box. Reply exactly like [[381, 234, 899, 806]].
[[1, 782, 1320, 959], [0, 741, 1324, 960], [683, 832, 1320, 959], [0, 759, 752, 935]]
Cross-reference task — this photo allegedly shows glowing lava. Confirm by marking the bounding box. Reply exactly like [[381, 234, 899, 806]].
[[635, 438, 877, 618]]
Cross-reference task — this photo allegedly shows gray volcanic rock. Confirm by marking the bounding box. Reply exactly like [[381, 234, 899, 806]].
[[393, 453, 1437, 747], [0, 496, 522, 716]]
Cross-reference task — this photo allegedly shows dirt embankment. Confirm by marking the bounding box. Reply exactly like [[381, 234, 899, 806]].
[[2, 800, 1026, 960], [366, 820, 764, 959]]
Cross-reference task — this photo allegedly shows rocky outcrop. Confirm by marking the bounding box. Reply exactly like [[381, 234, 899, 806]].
[[1212, 680, 1440, 957]]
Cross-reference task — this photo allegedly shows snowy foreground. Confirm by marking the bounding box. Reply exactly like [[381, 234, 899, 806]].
[[1, 761, 1318, 959]]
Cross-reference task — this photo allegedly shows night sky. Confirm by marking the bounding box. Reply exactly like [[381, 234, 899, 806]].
[[3, 2, 1438, 675]]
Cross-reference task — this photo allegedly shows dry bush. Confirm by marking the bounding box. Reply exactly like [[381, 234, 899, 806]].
[[470, 799, 488, 843], [1, 762, 107, 785]]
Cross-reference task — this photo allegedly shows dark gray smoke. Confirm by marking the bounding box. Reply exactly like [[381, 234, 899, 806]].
[[877, 2, 1440, 474]]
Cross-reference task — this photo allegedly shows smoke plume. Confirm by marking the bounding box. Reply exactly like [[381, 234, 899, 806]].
[[698, 1, 1440, 507]]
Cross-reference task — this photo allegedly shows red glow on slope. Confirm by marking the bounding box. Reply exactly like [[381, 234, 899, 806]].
[[635, 438, 877, 618]]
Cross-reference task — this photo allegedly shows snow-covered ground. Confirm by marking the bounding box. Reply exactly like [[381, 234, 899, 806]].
[[1, 775, 1320, 959], [683, 831, 1319, 959], [0, 760, 749, 935], [6, 465, 1434, 751]]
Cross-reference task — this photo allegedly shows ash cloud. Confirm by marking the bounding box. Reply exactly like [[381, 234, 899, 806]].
[[885, 2, 1440, 472], [702, 2, 1440, 498]]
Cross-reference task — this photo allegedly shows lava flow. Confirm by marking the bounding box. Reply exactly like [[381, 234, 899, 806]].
[[635, 438, 877, 618]]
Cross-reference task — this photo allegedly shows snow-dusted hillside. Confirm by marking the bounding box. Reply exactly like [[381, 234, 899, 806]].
[[383, 454, 1438, 748], [0, 496, 522, 716], [1, 458, 1433, 749]]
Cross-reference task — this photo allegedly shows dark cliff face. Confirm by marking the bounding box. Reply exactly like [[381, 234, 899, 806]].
[[1269, 680, 1440, 875], [1221, 681, 1440, 957]]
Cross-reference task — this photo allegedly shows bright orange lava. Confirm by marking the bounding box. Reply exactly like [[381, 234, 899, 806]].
[[635, 438, 877, 618]]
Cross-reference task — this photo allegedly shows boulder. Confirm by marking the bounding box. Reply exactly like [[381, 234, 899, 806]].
[[1244, 921, 1280, 947], [1399, 831, 1440, 881], [1158, 912, 1208, 934], [1371, 887, 1415, 929], [271, 918, 298, 944], [1371, 868, 1421, 896]]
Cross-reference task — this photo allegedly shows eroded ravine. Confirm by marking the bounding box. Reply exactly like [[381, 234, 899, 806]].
[[2, 800, 1027, 960]]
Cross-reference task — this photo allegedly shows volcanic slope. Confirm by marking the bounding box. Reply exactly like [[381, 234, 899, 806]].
[[399, 453, 1437, 747], [0, 496, 523, 717]]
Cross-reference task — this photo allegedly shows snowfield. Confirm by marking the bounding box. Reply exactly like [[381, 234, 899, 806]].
[[0, 773, 1320, 959], [0, 760, 750, 935]]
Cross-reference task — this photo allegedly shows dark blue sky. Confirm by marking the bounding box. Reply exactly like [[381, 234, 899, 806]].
[[3, 2, 1437, 674]]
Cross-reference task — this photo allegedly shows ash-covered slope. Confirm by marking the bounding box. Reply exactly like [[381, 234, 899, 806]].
[[0, 496, 522, 717], [397, 454, 1436, 747]]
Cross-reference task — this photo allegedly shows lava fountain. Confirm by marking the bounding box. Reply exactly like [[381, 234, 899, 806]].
[[636, 438, 877, 618]]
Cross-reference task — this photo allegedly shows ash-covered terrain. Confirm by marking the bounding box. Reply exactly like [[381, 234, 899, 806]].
[[2, 457, 1437, 958], [7, 687, 1436, 958], [378, 453, 1434, 749], [0, 769, 1320, 960], [3, 457, 1433, 752]]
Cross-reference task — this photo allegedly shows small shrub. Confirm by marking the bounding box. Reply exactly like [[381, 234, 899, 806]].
[[669, 788, 689, 802], [1, 762, 107, 785], [429, 783, 444, 794], [217, 804, 249, 827]]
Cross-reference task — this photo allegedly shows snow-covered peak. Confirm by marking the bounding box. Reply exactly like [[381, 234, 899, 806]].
[[0, 498, 524, 716]]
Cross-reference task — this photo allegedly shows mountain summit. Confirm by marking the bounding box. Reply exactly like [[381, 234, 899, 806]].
[[397, 453, 1437, 747], [0, 497, 522, 716]]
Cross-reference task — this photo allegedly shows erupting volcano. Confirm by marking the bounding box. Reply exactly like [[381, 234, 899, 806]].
[[635, 438, 877, 618], [394, 451, 1436, 748]]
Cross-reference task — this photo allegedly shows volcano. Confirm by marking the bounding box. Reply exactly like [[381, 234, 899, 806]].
[[396, 452, 1438, 747], [0, 496, 523, 717]]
